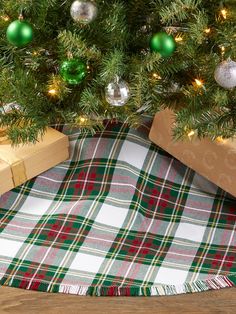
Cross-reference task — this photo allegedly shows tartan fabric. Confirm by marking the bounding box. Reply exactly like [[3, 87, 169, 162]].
[[0, 120, 235, 296]]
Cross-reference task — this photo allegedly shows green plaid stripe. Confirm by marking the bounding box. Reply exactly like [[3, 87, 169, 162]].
[[0, 120, 235, 296]]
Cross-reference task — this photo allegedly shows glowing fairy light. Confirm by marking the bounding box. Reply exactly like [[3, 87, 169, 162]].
[[194, 79, 204, 87], [221, 9, 227, 19]]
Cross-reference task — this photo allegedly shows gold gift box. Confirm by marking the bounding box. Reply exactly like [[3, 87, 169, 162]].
[[149, 109, 236, 197], [0, 128, 69, 195]]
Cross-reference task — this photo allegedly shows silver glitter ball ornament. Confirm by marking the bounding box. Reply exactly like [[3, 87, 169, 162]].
[[70, 1, 98, 24], [105, 77, 130, 107], [214, 59, 236, 89]]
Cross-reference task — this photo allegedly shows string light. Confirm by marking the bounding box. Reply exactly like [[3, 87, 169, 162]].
[[80, 117, 86, 123], [1, 15, 10, 21], [192, 78, 206, 92], [188, 130, 195, 138], [32, 51, 39, 56], [204, 28, 211, 34], [77, 116, 89, 126], [152, 73, 162, 80], [48, 89, 58, 96], [194, 79, 204, 87], [216, 136, 227, 144], [47, 75, 70, 99], [221, 8, 227, 19], [220, 46, 226, 56], [175, 35, 183, 42], [86, 64, 92, 73]]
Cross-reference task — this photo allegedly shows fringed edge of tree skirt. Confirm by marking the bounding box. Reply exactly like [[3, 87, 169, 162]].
[[1, 274, 235, 297]]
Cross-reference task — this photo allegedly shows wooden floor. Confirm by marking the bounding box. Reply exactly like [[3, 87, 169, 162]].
[[0, 286, 235, 314]]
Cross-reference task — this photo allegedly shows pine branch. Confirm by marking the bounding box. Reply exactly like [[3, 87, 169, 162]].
[[0, 0, 235, 143], [58, 30, 101, 61], [157, 0, 202, 24]]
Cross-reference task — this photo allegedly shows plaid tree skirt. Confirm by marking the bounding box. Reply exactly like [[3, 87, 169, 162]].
[[0, 121, 235, 297]]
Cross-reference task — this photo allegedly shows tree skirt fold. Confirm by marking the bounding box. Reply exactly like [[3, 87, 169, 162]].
[[0, 121, 235, 296]]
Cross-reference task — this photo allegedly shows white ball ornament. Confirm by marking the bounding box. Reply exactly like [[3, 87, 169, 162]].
[[214, 59, 236, 89], [105, 77, 130, 107], [70, 1, 98, 24]]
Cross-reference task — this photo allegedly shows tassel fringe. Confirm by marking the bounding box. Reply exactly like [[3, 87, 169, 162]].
[[1, 274, 235, 297]]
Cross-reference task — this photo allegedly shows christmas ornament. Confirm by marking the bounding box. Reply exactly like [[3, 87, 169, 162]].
[[150, 32, 176, 58], [105, 77, 130, 107], [60, 59, 87, 85], [6, 20, 33, 47], [70, 0, 98, 24], [214, 59, 236, 89]]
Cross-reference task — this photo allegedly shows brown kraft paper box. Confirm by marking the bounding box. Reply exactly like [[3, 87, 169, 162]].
[[0, 127, 69, 195], [149, 109, 236, 198]]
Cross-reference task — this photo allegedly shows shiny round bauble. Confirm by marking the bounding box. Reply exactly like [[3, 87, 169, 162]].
[[60, 59, 87, 85], [70, 0, 98, 24], [150, 32, 176, 58], [214, 59, 236, 89], [6, 20, 33, 47], [105, 78, 130, 107]]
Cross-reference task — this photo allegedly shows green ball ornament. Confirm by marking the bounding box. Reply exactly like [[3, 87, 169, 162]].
[[150, 32, 176, 58], [6, 20, 33, 47], [60, 59, 87, 85]]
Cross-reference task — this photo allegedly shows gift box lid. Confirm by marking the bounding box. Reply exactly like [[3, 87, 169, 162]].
[[0, 128, 69, 195]]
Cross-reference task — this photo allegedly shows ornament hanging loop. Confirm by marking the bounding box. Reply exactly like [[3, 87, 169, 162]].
[[67, 51, 73, 60], [18, 7, 24, 20], [115, 75, 120, 84]]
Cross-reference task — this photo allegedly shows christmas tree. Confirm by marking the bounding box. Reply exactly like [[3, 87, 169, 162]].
[[0, 0, 235, 144]]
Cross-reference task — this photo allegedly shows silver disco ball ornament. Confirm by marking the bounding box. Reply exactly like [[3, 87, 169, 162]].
[[105, 77, 130, 107], [70, 1, 98, 24], [214, 59, 236, 89]]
